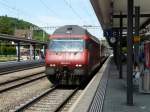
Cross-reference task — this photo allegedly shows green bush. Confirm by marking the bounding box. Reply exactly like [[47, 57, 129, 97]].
[[0, 44, 16, 55]]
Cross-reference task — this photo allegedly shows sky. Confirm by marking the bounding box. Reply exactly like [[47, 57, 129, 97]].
[[0, 0, 104, 40]]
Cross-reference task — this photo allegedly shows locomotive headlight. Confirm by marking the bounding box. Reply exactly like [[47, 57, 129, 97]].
[[75, 64, 78, 67], [50, 64, 56, 67], [78, 64, 82, 67], [75, 64, 82, 67]]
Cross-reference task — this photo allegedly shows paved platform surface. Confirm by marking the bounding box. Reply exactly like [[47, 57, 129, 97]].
[[103, 59, 150, 112], [0, 60, 44, 73], [0, 60, 44, 66]]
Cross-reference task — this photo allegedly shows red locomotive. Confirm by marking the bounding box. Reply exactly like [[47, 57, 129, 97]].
[[45, 25, 101, 85]]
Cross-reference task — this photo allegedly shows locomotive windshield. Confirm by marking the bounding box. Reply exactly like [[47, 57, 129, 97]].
[[48, 39, 84, 52]]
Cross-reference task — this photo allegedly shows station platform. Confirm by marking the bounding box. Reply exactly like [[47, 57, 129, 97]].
[[102, 59, 150, 112], [0, 60, 44, 73], [0, 59, 44, 65], [69, 56, 150, 112]]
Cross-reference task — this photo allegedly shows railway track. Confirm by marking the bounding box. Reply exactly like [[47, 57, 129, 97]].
[[0, 64, 44, 75], [0, 78, 51, 112], [12, 86, 79, 112], [0, 72, 47, 93], [59, 90, 82, 112]]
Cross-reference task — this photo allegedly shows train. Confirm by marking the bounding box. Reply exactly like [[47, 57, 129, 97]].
[[45, 25, 105, 85]]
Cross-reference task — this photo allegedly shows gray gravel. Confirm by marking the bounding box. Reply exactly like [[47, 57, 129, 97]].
[[0, 78, 51, 112], [0, 67, 45, 84], [23, 89, 75, 112], [60, 90, 82, 112], [0, 73, 46, 92]]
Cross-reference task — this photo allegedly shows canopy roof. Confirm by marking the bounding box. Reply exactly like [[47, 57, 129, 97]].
[[90, 0, 150, 31]]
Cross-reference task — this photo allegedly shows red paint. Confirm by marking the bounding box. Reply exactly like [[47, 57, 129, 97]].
[[46, 49, 89, 67], [49, 34, 89, 40], [46, 32, 101, 74]]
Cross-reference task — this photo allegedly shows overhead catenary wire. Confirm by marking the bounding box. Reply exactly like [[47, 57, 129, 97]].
[[0, 0, 19, 14], [39, 0, 60, 17], [83, 0, 101, 27], [77, 0, 94, 25], [63, 0, 88, 25], [62, 0, 101, 38], [31, 25, 101, 31], [0, 0, 48, 26], [0, 0, 102, 37]]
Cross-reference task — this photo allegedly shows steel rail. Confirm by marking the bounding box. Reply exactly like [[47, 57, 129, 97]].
[[54, 88, 79, 112], [14, 86, 57, 112], [0, 64, 44, 76], [0, 71, 45, 85], [0, 73, 47, 93]]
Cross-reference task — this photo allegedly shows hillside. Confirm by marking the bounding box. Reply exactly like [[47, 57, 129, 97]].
[[0, 15, 48, 41]]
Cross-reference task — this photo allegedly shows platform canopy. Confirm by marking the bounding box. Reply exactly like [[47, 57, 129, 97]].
[[90, 0, 150, 32]]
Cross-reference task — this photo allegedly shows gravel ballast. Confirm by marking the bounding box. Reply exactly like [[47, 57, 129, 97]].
[[0, 78, 51, 112]]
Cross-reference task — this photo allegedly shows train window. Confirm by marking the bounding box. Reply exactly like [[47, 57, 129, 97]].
[[48, 39, 85, 52], [86, 41, 93, 50], [88, 44, 93, 50]]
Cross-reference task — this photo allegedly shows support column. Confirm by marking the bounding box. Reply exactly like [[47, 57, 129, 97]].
[[33, 44, 36, 60], [127, 0, 133, 105], [116, 31, 120, 70], [17, 42, 20, 62], [119, 12, 123, 79], [29, 44, 33, 60], [113, 31, 119, 69], [134, 6, 140, 64], [43, 45, 46, 56]]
